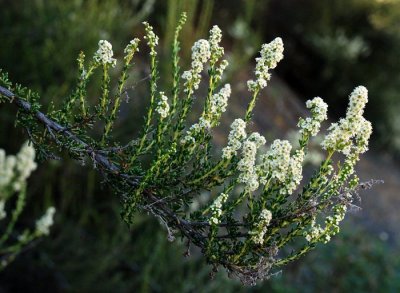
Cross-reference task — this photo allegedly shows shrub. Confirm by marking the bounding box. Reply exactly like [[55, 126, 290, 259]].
[[0, 13, 377, 285]]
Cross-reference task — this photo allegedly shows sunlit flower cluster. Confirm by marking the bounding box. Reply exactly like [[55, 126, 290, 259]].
[[249, 209, 272, 245], [93, 40, 116, 67], [156, 92, 170, 119], [14, 142, 38, 191], [181, 117, 211, 145], [209, 192, 229, 225], [209, 25, 224, 65], [247, 37, 284, 92], [299, 97, 328, 137], [143, 22, 159, 57], [0, 150, 16, 191], [123, 38, 140, 58], [209, 84, 231, 122], [305, 204, 347, 244], [182, 39, 211, 92], [0, 142, 37, 193], [35, 206, 56, 236], [284, 149, 305, 194], [238, 140, 259, 192], [258, 139, 292, 184], [322, 86, 372, 155], [222, 119, 247, 159]]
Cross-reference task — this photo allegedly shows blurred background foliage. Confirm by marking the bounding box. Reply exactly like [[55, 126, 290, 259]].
[[0, 0, 399, 291]]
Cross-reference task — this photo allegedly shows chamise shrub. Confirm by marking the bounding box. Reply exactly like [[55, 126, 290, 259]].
[[0, 13, 376, 285]]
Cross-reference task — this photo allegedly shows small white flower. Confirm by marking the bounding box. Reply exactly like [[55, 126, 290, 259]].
[[209, 25, 224, 64], [35, 206, 56, 236], [93, 40, 116, 67], [143, 22, 159, 57], [182, 39, 211, 93], [222, 119, 247, 159], [259, 139, 292, 184], [322, 86, 372, 156], [156, 92, 170, 119], [247, 37, 284, 92], [299, 97, 328, 137], [209, 84, 231, 123], [250, 209, 272, 245], [124, 38, 140, 56], [208, 192, 229, 225]]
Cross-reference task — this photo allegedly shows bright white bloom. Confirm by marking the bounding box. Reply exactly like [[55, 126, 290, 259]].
[[305, 204, 347, 244], [124, 38, 140, 56], [209, 25, 224, 64], [250, 209, 272, 245], [0, 200, 6, 220], [214, 59, 229, 83], [181, 117, 211, 144], [143, 22, 159, 57], [221, 119, 247, 159], [247, 37, 284, 92], [258, 139, 292, 184], [299, 97, 328, 137], [93, 40, 116, 67], [322, 86, 371, 155], [13, 142, 37, 192], [238, 140, 259, 192], [182, 39, 211, 92], [0, 142, 37, 192], [284, 149, 305, 194], [35, 206, 56, 236], [347, 86, 368, 119], [209, 84, 231, 121], [355, 117, 372, 154], [247, 132, 266, 148], [0, 150, 16, 190], [209, 192, 229, 225], [156, 92, 170, 119]]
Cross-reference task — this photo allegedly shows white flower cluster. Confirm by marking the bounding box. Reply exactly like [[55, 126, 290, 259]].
[[221, 119, 247, 159], [299, 97, 328, 137], [305, 204, 347, 244], [209, 25, 224, 64], [0, 142, 37, 193], [35, 206, 56, 236], [209, 84, 231, 121], [181, 117, 211, 145], [156, 92, 170, 119], [214, 59, 229, 83], [249, 209, 272, 245], [208, 192, 229, 225], [322, 86, 372, 156], [237, 133, 266, 192], [143, 22, 159, 57], [182, 39, 211, 92], [181, 84, 230, 144], [259, 139, 292, 184], [247, 37, 284, 92], [124, 38, 140, 57], [93, 40, 116, 67], [0, 149, 16, 191], [284, 149, 305, 194], [14, 142, 38, 191], [238, 141, 259, 192], [258, 140, 304, 194]]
